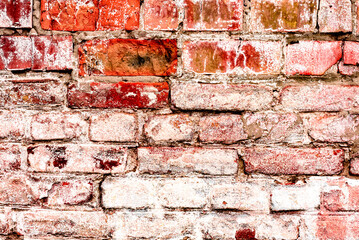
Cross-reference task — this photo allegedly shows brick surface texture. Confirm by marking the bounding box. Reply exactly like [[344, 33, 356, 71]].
[[1, 0, 359, 239]]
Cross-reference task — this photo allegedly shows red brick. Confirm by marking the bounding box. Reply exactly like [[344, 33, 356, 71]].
[[242, 147, 344, 175], [319, 0, 352, 32], [41, 0, 99, 31], [0, 174, 33, 204], [307, 113, 359, 143], [243, 112, 307, 144], [138, 147, 238, 175], [0, 111, 25, 140], [143, 0, 179, 30], [183, 0, 243, 31], [144, 114, 195, 142], [0, 81, 65, 107], [0, 144, 22, 171], [0, 0, 32, 28], [285, 41, 342, 75], [68, 82, 169, 109], [27, 145, 135, 173], [312, 215, 359, 240], [343, 41, 359, 65], [46, 180, 94, 206], [199, 115, 247, 143], [32, 36, 73, 70], [171, 83, 273, 111], [338, 61, 359, 75], [0, 36, 32, 70], [97, 0, 140, 30], [15, 210, 110, 237], [183, 41, 281, 74], [250, 0, 317, 32], [90, 112, 137, 142], [280, 85, 359, 111], [322, 178, 359, 211], [79, 39, 177, 76], [30, 112, 85, 141]]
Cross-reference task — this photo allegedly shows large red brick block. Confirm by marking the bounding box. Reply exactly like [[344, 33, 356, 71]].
[[285, 41, 342, 75], [183, 41, 281, 74], [343, 41, 359, 65], [183, 0, 243, 31], [0, 36, 32, 70], [143, 0, 179, 30], [79, 39, 177, 76], [41, 0, 140, 31], [68, 82, 169, 109], [242, 147, 344, 175], [0, 0, 32, 28], [250, 0, 317, 32]]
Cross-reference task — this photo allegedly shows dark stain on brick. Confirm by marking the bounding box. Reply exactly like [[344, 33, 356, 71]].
[[93, 149, 124, 170], [46, 146, 67, 169], [235, 229, 256, 240]]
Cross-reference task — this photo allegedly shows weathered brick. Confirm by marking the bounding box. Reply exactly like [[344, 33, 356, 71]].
[[271, 181, 321, 211], [97, 0, 140, 30], [351, 158, 359, 175], [138, 147, 238, 175], [285, 41, 342, 75], [158, 178, 208, 208], [31, 112, 85, 140], [250, 0, 317, 32], [0, 36, 32, 70], [183, 41, 281, 74], [102, 177, 156, 209], [143, 0, 179, 30], [0, 111, 25, 140], [172, 83, 273, 111], [0, 81, 65, 107], [0, 174, 33, 204], [280, 85, 359, 111], [242, 147, 344, 175], [144, 114, 194, 142], [343, 41, 359, 65], [0, 211, 10, 235], [27, 145, 135, 173], [0, 0, 32, 28], [0, 144, 22, 171], [68, 82, 169, 109], [32, 36, 73, 70], [16, 210, 110, 237], [307, 113, 359, 143], [319, 0, 352, 32], [199, 115, 247, 143], [322, 178, 359, 211], [184, 0, 243, 31], [90, 112, 137, 142], [78, 39, 177, 76], [338, 60, 359, 75], [210, 181, 270, 211], [243, 112, 308, 144]]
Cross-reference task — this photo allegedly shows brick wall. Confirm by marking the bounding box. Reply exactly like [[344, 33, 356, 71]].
[[1, 0, 359, 239]]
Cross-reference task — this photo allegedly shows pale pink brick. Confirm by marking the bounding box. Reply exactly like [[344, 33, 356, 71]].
[[210, 181, 269, 211], [307, 113, 359, 143], [183, 41, 282, 74], [27, 145, 135, 174], [319, 0, 352, 32], [285, 41, 342, 75], [350, 158, 359, 174], [172, 83, 274, 111], [15, 210, 110, 238], [343, 41, 359, 65], [199, 115, 247, 143], [0, 0, 32, 28], [0, 144, 22, 171], [89, 112, 137, 142], [158, 178, 208, 208], [339, 61, 359, 75], [145, 114, 194, 142], [243, 112, 307, 144], [0, 111, 25, 140], [322, 178, 359, 211], [143, 0, 179, 30], [31, 112, 85, 141], [0, 173, 33, 204], [271, 182, 321, 211], [32, 36, 73, 70], [138, 147, 238, 175], [280, 85, 359, 111], [0, 211, 11, 235], [102, 177, 156, 209], [0, 36, 32, 70], [242, 147, 344, 175]]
